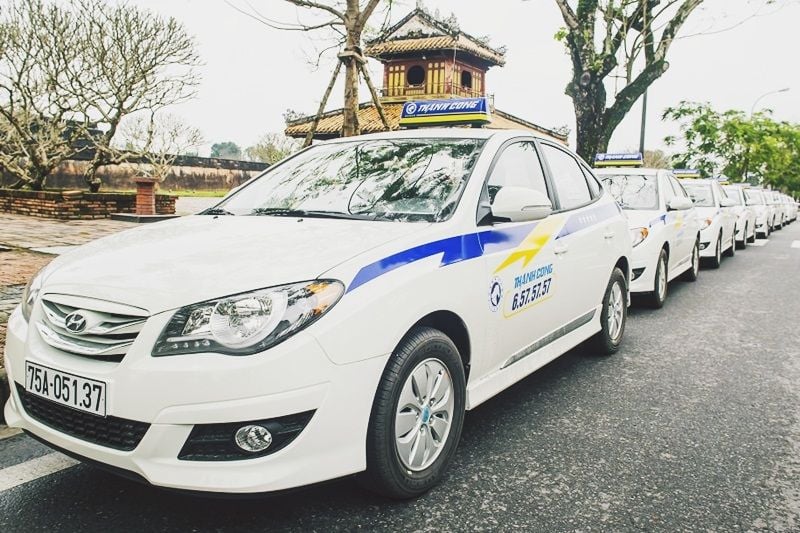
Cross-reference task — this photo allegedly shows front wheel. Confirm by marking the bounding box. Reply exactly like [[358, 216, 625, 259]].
[[591, 267, 627, 355], [681, 239, 700, 282], [360, 327, 466, 499], [725, 231, 736, 257], [646, 249, 668, 309], [708, 234, 722, 269], [737, 224, 748, 249]]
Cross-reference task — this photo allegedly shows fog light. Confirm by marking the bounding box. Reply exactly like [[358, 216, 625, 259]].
[[699, 242, 709, 250], [234, 425, 272, 453]]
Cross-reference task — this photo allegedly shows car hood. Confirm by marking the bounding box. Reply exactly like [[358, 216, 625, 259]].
[[622, 209, 666, 230], [42, 215, 427, 313]]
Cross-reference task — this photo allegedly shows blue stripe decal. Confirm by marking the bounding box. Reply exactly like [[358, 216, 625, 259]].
[[649, 213, 667, 228], [346, 201, 619, 293]]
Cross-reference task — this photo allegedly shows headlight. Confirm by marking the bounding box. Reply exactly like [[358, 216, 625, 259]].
[[701, 217, 713, 229], [630, 227, 649, 247], [21, 264, 51, 321], [153, 280, 344, 356]]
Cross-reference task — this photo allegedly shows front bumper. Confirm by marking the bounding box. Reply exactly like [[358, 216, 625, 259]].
[[4, 307, 388, 494]]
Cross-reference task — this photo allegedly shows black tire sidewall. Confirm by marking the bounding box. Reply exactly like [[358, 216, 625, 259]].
[[363, 327, 466, 499], [594, 267, 627, 354]]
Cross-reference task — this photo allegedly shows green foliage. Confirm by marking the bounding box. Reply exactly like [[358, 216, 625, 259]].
[[210, 141, 242, 160], [663, 101, 800, 194], [244, 133, 300, 164]]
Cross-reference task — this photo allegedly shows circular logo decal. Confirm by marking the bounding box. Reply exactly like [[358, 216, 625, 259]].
[[404, 102, 418, 115], [488, 277, 503, 313], [64, 311, 88, 334]]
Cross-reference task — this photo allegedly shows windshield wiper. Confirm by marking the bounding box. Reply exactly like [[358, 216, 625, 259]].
[[250, 208, 381, 221], [201, 207, 235, 216]]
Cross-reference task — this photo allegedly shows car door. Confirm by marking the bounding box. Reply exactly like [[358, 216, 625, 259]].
[[658, 172, 682, 271], [713, 181, 736, 243], [478, 140, 562, 371], [669, 176, 697, 263], [538, 142, 610, 323]]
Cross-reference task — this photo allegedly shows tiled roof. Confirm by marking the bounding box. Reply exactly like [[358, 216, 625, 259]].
[[364, 8, 506, 67], [284, 102, 567, 143], [365, 35, 506, 66]]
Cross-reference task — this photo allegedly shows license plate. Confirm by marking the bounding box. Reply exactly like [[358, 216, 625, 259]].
[[25, 361, 107, 416]]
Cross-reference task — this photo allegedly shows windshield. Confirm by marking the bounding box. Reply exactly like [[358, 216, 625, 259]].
[[745, 189, 764, 205], [722, 186, 743, 205], [214, 138, 485, 222], [599, 174, 658, 210], [683, 183, 715, 207]]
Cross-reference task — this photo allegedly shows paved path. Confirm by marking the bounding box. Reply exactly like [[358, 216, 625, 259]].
[[0, 223, 798, 531], [0, 214, 134, 250]]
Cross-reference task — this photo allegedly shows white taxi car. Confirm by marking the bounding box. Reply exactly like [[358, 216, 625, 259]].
[[679, 178, 737, 268], [745, 188, 775, 238], [596, 164, 700, 308], [722, 184, 757, 248], [5, 128, 632, 498], [766, 190, 786, 230]]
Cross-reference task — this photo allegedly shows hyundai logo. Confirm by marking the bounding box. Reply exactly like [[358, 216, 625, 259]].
[[64, 311, 88, 334]]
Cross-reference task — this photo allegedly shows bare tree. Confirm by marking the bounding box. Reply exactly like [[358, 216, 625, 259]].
[[118, 112, 204, 182], [0, 0, 201, 191], [76, 0, 201, 190], [230, 1, 393, 145], [549, 0, 705, 160], [0, 0, 87, 189]]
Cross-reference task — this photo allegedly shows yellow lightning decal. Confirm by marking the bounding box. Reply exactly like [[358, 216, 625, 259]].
[[493, 217, 565, 275]]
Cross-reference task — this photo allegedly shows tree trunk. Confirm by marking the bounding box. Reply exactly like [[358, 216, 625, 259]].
[[341, 53, 360, 137], [568, 76, 609, 162]]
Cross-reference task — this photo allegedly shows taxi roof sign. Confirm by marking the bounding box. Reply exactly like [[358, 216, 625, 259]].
[[399, 97, 491, 128], [673, 169, 701, 179], [593, 153, 644, 168]]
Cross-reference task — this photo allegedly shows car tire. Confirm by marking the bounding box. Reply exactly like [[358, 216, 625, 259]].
[[747, 228, 756, 244], [737, 225, 748, 249], [725, 232, 736, 257], [708, 234, 722, 269], [681, 239, 700, 282], [590, 267, 627, 355], [360, 326, 466, 499], [646, 249, 668, 309]]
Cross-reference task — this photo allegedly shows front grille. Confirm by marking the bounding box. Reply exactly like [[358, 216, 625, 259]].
[[37, 296, 148, 362], [178, 411, 315, 461], [16, 383, 150, 451]]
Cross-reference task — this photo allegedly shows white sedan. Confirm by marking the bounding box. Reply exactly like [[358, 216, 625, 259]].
[[722, 184, 757, 248], [679, 179, 737, 268], [5, 129, 632, 498], [596, 167, 701, 308], [745, 188, 776, 238]]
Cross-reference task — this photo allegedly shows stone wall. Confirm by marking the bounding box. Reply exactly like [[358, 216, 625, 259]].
[[0, 156, 269, 192], [0, 189, 176, 220]]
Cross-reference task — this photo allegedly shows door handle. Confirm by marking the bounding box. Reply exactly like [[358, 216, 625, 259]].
[[554, 243, 569, 255], [603, 230, 615, 240]]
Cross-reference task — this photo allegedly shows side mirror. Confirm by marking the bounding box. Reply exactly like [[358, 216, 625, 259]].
[[667, 197, 693, 211], [491, 186, 552, 222], [719, 197, 736, 208]]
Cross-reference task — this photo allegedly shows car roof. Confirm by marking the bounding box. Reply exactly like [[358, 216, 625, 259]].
[[318, 128, 550, 144]]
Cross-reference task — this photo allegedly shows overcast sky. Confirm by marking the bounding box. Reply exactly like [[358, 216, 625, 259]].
[[126, 0, 800, 156]]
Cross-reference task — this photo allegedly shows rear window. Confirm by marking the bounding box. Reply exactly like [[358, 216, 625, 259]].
[[599, 174, 658, 210]]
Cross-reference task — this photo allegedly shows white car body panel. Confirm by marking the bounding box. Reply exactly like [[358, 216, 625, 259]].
[[680, 179, 737, 258], [5, 129, 631, 493]]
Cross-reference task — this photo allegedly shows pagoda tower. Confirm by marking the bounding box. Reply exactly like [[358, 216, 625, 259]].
[[285, 6, 566, 143]]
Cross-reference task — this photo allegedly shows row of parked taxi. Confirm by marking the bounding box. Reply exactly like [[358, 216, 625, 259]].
[[5, 116, 798, 500], [595, 158, 798, 308]]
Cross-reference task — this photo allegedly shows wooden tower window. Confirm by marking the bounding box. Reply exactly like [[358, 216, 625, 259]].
[[407, 65, 425, 86]]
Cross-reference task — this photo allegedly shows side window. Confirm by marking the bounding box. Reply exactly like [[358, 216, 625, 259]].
[[661, 175, 676, 203], [581, 166, 602, 198], [670, 177, 689, 198], [487, 141, 548, 204], [541, 144, 592, 210]]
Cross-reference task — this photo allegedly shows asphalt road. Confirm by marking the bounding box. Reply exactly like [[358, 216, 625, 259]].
[[1, 223, 799, 532]]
